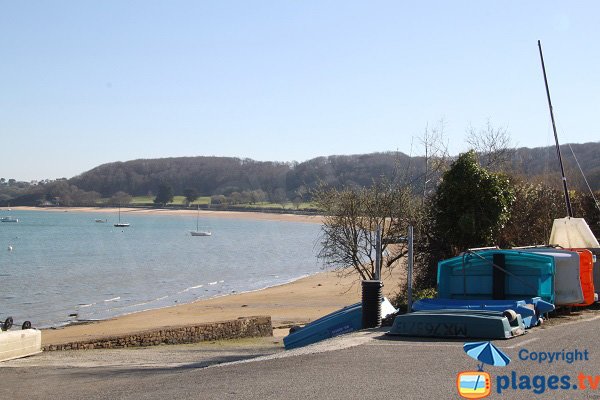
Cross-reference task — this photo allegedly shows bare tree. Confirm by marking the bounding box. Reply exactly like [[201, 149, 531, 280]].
[[417, 119, 450, 199], [110, 191, 132, 206], [465, 119, 514, 170], [313, 179, 418, 280], [271, 188, 288, 209]]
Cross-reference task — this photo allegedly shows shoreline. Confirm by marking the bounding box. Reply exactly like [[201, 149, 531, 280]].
[[41, 269, 402, 346], [11, 206, 323, 224], [8, 206, 325, 330], [55, 272, 319, 329], [11, 206, 402, 347]]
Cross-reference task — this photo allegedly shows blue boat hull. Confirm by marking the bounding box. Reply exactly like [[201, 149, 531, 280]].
[[412, 297, 554, 329], [283, 298, 396, 350], [388, 310, 526, 339], [437, 250, 556, 304]]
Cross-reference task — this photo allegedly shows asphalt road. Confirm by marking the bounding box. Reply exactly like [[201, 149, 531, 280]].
[[2, 312, 600, 400]]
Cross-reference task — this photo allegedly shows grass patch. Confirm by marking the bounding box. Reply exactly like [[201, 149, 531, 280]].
[[99, 197, 315, 210], [232, 201, 317, 210], [125, 196, 211, 205]]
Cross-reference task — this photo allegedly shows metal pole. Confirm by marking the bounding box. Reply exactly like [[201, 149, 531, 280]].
[[407, 225, 414, 313], [537, 40, 574, 217], [375, 224, 381, 280]]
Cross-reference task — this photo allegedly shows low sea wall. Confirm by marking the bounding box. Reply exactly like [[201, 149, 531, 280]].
[[43, 316, 272, 351]]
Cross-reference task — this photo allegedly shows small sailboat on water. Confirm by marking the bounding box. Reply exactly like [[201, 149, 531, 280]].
[[114, 205, 130, 227], [191, 205, 211, 236]]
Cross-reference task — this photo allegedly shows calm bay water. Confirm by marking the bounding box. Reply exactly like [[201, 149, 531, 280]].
[[0, 209, 322, 328]]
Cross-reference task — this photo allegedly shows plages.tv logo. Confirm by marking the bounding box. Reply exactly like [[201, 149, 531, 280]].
[[457, 371, 491, 399], [457, 341, 511, 399]]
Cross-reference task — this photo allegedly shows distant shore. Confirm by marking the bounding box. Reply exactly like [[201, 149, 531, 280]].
[[12, 206, 323, 224]]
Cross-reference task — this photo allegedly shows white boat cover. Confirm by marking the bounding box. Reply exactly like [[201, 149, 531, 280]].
[[549, 218, 600, 248], [519, 248, 584, 305]]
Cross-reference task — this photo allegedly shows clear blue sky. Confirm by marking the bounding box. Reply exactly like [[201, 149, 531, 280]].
[[1, 1, 599, 181]]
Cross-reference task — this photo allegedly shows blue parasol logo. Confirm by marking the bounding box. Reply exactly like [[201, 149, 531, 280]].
[[456, 342, 511, 398], [464, 341, 511, 371]]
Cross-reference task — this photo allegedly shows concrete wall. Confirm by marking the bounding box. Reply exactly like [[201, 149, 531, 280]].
[[43, 316, 272, 351]]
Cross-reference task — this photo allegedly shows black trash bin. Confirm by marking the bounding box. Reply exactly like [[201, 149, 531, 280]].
[[362, 280, 383, 328]]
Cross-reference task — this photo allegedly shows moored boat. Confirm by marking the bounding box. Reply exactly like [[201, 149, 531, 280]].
[[190, 205, 211, 237], [190, 231, 211, 236], [114, 205, 130, 227]]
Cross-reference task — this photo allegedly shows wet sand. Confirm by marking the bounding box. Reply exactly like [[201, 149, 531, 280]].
[[42, 270, 404, 346]]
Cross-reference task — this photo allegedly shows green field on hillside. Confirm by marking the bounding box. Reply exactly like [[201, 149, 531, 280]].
[[126, 195, 211, 205], [100, 196, 316, 210]]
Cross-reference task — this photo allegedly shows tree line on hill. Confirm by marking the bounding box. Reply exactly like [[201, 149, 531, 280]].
[[0, 141, 599, 208]]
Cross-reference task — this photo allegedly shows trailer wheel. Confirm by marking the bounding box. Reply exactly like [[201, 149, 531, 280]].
[[289, 325, 302, 334], [22, 321, 32, 330], [502, 310, 518, 322], [2, 317, 13, 331]]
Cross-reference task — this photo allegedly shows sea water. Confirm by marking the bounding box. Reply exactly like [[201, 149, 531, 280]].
[[0, 209, 322, 328]]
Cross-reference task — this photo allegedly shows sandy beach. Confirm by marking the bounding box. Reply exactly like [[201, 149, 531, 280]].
[[42, 269, 402, 346], [14, 206, 322, 224], [13, 207, 402, 347]]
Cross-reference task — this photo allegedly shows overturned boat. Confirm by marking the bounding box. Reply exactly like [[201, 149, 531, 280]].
[[0, 318, 41, 362], [388, 309, 526, 340], [283, 298, 396, 350], [412, 297, 554, 329]]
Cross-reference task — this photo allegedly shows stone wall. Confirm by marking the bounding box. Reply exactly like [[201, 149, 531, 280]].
[[43, 316, 272, 351]]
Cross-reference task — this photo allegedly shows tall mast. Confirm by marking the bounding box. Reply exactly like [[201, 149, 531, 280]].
[[537, 40, 573, 217]]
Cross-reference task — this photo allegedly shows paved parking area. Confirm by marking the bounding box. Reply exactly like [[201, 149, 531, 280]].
[[2, 311, 600, 399]]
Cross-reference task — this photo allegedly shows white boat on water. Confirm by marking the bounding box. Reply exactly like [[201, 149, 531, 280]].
[[1, 216, 18, 223], [190, 205, 211, 237], [191, 230, 212, 237], [114, 206, 130, 227]]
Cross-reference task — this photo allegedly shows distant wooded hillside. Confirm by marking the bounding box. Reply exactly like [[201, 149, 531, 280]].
[[1, 141, 598, 206], [68, 142, 599, 197], [510, 142, 600, 191], [67, 152, 418, 198]]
